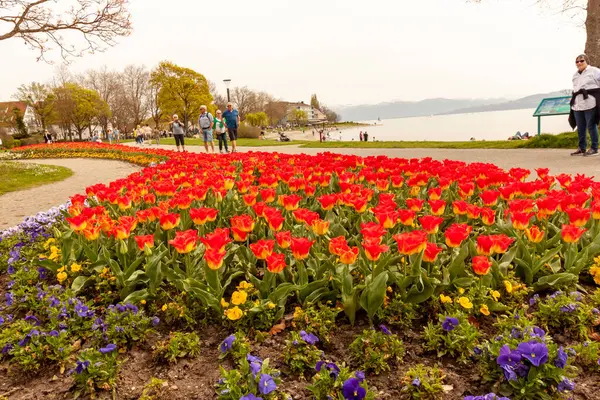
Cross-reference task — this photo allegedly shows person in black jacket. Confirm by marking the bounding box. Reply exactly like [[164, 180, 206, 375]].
[[569, 54, 600, 156]]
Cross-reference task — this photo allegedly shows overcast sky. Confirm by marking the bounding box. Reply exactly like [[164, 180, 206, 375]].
[[0, 0, 587, 106]]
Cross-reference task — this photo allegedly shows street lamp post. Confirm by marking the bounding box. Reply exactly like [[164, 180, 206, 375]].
[[223, 79, 231, 102]]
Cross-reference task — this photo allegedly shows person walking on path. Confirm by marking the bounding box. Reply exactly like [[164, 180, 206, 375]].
[[198, 105, 215, 153], [113, 127, 120, 144], [222, 102, 240, 153], [214, 109, 229, 153], [569, 54, 600, 156], [170, 114, 186, 152]]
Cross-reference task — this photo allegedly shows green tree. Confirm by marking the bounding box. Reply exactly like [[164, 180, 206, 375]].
[[322, 105, 340, 123], [12, 108, 28, 139], [292, 109, 308, 126], [150, 61, 213, 130], [310, 94, 320, 110], [54, 83, 110, 140], [245, 112, 268, 127], [14, 82, 56, 131]]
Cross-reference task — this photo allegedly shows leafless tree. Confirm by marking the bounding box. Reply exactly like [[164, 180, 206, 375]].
[[84, 66, 120, 136], [122, 64, 149, 127], [0, 0, 132, 62], [148, 81, 163, 129]]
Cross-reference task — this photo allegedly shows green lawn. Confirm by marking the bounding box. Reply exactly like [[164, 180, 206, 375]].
[[298, 140, 526, 149], [131, 138, 299, 147], [0, 161, 73, 196]]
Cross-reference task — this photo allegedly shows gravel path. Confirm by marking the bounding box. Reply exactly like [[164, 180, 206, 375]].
[[0, 159, 140, 230]]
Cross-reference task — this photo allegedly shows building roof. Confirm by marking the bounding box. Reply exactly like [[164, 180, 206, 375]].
[[0, 101, 27, 127]]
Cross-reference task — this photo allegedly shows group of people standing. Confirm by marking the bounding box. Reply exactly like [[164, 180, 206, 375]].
[[359, 131, 369, 142], [169, 102, 240, 153]]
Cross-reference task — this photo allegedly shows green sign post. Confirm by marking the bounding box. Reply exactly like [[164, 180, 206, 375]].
[[532, 96, 571, 136]]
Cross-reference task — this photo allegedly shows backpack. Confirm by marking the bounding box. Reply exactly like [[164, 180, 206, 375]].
[[199, 112, 212, 129]]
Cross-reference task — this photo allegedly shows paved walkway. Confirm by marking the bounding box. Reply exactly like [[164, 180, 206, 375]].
[[128, 142, 600, 179], [0, 159, 140, 230]]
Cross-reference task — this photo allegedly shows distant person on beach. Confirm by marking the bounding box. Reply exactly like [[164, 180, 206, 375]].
[[170, 114, 186, 152], [222, 102, 240, 153], [359, 131, 363, 141], [198, 105, 215, 153], [569, 53, 600, 156], [364, 132, 369, 142]]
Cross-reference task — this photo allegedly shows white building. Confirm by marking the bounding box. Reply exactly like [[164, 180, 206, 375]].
[[0, 101, 39, 134], [277, 101, 328, 125]]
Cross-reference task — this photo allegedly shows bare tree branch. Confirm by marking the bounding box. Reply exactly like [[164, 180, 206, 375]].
[[0, 0, 132, 62]]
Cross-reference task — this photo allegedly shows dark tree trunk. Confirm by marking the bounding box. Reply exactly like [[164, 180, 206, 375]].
[[586, 0, 600, 65]]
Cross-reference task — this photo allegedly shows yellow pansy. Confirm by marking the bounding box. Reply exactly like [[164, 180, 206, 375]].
[[57, 271, 67, 283], [440, 294, 453, 304], [458, 288, 465, 295], [44, 238, 56, 250], [293, 307, 304, 319], [458, 297, 473, 309], [238, 281, 253, 290], [225, 306, 243, 320], [591, 266, 600, 277], [70, 263, 82, 273], [503, 280, 513, 294], [491, 290, 501, 301], [57, 266, 66, 273], [480, 304, 490, 316], [267, 302, 276, 310], [221, 298, 230, 308], [161, 304, 168, 312], [231, 291, 248, 306]]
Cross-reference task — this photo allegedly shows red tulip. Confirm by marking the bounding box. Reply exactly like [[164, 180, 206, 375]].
[[472, 256, 492, 275], [230, 214, 255, 233], [259, 188, 276, 203], [480, 207, 496, 226], [169, 229, 199, 254], [419, 215, 444, 234], [205, 248, 226, 270], [266, 253, 286, 273], [561, 224, 587, 243], [479, 190, 500, 206], [135, 234, 155, 251], [393, 230, 428, 255], [201, 228, 231, 252], [250, 239, 275, 260], [510, 212, 533, 231], [565, 207, 591, 227], [190, 207, 218, 225], [423, 242, 443, 262], [339, 246, 360, 264], [276, 231, 292, 249], [329, 236, 349, 256], [159, 213, 180, 230], [291, 237, 315, 260], [66, 214, 88, 231], [428, 199, 446, 215], [406, 198, 424, 212], [444, 223, 472, 248], [363, 242, 389, 261], [317, 194, 338, 210]]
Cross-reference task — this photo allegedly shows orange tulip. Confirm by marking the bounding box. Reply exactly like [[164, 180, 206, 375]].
[[510, 212, 533, 231], [329, 236, 349, 256], [230, 214, 255, 233], [452, 200, 469, 216], [276, 231, 292, 249], [242, 193, 257, 207], [525, 225, 544, 243], [406, 198, 424, 212], [397, 209, 415, 227], [428, 200, 446, 216], [66, 215, 88, 232], [428, 187, 442, 200], [480, 207, 496, 226], [339, 246, 360, 264], [281, 194, 303, 211], [259, 188, 276, 203], [312, 219, 330, 236]]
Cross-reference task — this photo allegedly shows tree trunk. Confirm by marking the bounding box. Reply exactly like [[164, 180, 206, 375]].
[[586, 0, 600, 65]]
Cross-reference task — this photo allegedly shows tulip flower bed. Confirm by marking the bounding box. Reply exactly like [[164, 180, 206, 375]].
[[2, 143, 600, 399]]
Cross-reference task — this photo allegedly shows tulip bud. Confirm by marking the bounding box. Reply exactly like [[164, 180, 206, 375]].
[[119, 239, 128, 254]]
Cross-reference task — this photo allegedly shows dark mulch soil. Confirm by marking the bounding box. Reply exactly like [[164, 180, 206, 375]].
[[1, 311, 600, 399]]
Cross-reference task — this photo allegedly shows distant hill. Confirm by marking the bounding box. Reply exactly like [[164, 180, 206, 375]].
[[437, 90, 571, 115], [336, 90, 571, 121]]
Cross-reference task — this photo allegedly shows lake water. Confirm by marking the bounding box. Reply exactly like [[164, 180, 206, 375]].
[[334, 108, 573, 142]]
